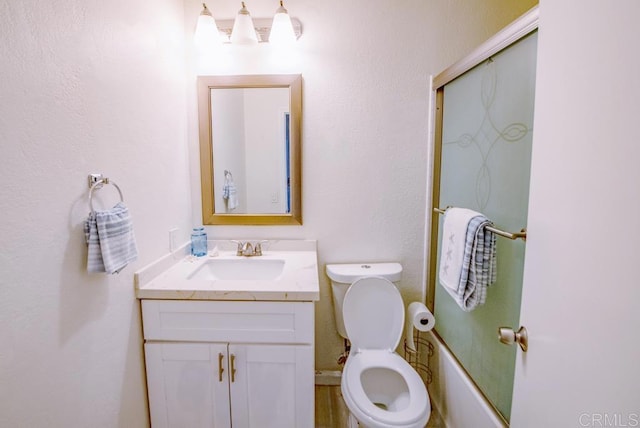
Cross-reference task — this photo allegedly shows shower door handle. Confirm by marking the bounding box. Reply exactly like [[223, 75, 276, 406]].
[[498, 326, 528, 352]]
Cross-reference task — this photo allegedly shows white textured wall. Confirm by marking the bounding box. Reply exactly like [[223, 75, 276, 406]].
[[186, 0, 537, 369], [0, 0, 192, 426]]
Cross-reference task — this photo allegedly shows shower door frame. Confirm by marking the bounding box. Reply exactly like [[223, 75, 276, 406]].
[[426, 6, 539, 423]]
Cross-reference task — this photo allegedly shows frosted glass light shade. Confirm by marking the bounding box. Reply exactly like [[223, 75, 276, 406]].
[[230, 2, 258, 45], [194, 4, 221, 48], [269, 2, 296, 46]]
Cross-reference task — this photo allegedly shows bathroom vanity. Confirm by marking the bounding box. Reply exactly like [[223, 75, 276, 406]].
[[135, 240, 319, 428]]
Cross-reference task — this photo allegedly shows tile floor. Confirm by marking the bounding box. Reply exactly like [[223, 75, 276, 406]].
[[315, 385, 445, 428]]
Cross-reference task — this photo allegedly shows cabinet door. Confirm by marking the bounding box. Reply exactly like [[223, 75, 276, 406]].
[[145, 343, 231, 428], [229, 344, 314, 428]]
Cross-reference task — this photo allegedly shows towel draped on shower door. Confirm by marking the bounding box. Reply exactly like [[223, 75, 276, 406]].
[[439, 207, 497, 311]]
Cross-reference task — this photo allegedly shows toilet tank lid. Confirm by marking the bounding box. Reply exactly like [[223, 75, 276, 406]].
[[325, 263, 402, 283]]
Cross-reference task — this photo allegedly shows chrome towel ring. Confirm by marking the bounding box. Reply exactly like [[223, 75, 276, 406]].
[[89, 177, 124, 212]]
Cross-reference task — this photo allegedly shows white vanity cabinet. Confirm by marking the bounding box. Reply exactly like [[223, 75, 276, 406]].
[[141, 299, 314, 428]]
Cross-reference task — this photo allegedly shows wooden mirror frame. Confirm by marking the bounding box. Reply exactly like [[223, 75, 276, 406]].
[[197, 74, 302, 225]]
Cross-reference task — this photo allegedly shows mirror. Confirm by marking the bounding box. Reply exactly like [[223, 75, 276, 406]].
[[197, 74, 302, 225]]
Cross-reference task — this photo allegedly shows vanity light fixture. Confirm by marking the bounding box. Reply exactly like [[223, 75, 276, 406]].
[[269, 1, 296, 46], [194, 3, 222, 48], [195, 1, 302, 47], [230, 2, 258, 45]]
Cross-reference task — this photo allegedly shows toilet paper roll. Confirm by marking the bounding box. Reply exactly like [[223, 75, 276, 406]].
[[405, 302, 436, 352]]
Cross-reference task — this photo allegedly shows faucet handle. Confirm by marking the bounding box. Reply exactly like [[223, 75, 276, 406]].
[[230, 240, 244, 256], [254, 240, 268, 256]]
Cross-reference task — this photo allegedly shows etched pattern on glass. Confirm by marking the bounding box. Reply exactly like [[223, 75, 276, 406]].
[[444, 59, 530, 211]]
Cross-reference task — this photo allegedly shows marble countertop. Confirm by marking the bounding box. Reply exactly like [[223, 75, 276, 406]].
[[135, 240, 320, 301]]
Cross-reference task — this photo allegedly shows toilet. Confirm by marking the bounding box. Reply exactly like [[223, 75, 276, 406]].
[[326, 263, 430, 428]]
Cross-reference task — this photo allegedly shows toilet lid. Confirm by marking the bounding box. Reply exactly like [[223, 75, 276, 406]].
[[343, 277, 404, 351]]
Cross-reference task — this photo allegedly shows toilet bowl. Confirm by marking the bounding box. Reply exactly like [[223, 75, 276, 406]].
[[340, 276, 430, 428]]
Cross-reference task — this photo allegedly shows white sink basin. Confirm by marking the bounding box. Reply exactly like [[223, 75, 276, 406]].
[[134, 240, 320, 301], [188, 258, 286, 281]]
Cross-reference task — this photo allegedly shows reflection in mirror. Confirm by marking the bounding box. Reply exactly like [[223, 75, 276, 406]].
[[197, 74, 302, 225], [212, 87, 290, 214]]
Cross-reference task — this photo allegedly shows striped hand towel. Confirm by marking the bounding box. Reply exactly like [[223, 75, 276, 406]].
[[84, 211, 104, 272], [222, 175, 238, 211], [84, 202, 138, 274], [439, 208, 497, 311]]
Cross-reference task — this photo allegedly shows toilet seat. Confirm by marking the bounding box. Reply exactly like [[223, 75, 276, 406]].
[[341, 277, 430, 428], [342, 350, 430, 427]]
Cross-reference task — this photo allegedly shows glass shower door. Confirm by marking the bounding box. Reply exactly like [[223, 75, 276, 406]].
[[430, 30, 538, 422]]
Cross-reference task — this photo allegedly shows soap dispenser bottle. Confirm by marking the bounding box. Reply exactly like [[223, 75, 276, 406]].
[[190, 227, 207, 257]]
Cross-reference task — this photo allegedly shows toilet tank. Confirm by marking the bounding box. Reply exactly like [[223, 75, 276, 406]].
[[326, 263, 402, 339]]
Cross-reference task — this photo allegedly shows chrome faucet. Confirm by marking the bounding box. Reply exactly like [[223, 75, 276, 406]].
[[242, 242, 253, 256], [231, 240, 268, 257]]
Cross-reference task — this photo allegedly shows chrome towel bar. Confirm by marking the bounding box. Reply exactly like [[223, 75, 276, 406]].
[[433, 207, 527, 241]]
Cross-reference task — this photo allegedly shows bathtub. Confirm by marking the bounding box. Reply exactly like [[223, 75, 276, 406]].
[[425, 330, 507, 428]]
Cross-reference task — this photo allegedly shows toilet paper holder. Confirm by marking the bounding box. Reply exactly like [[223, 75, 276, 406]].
[[403, 332, 434, 385]]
